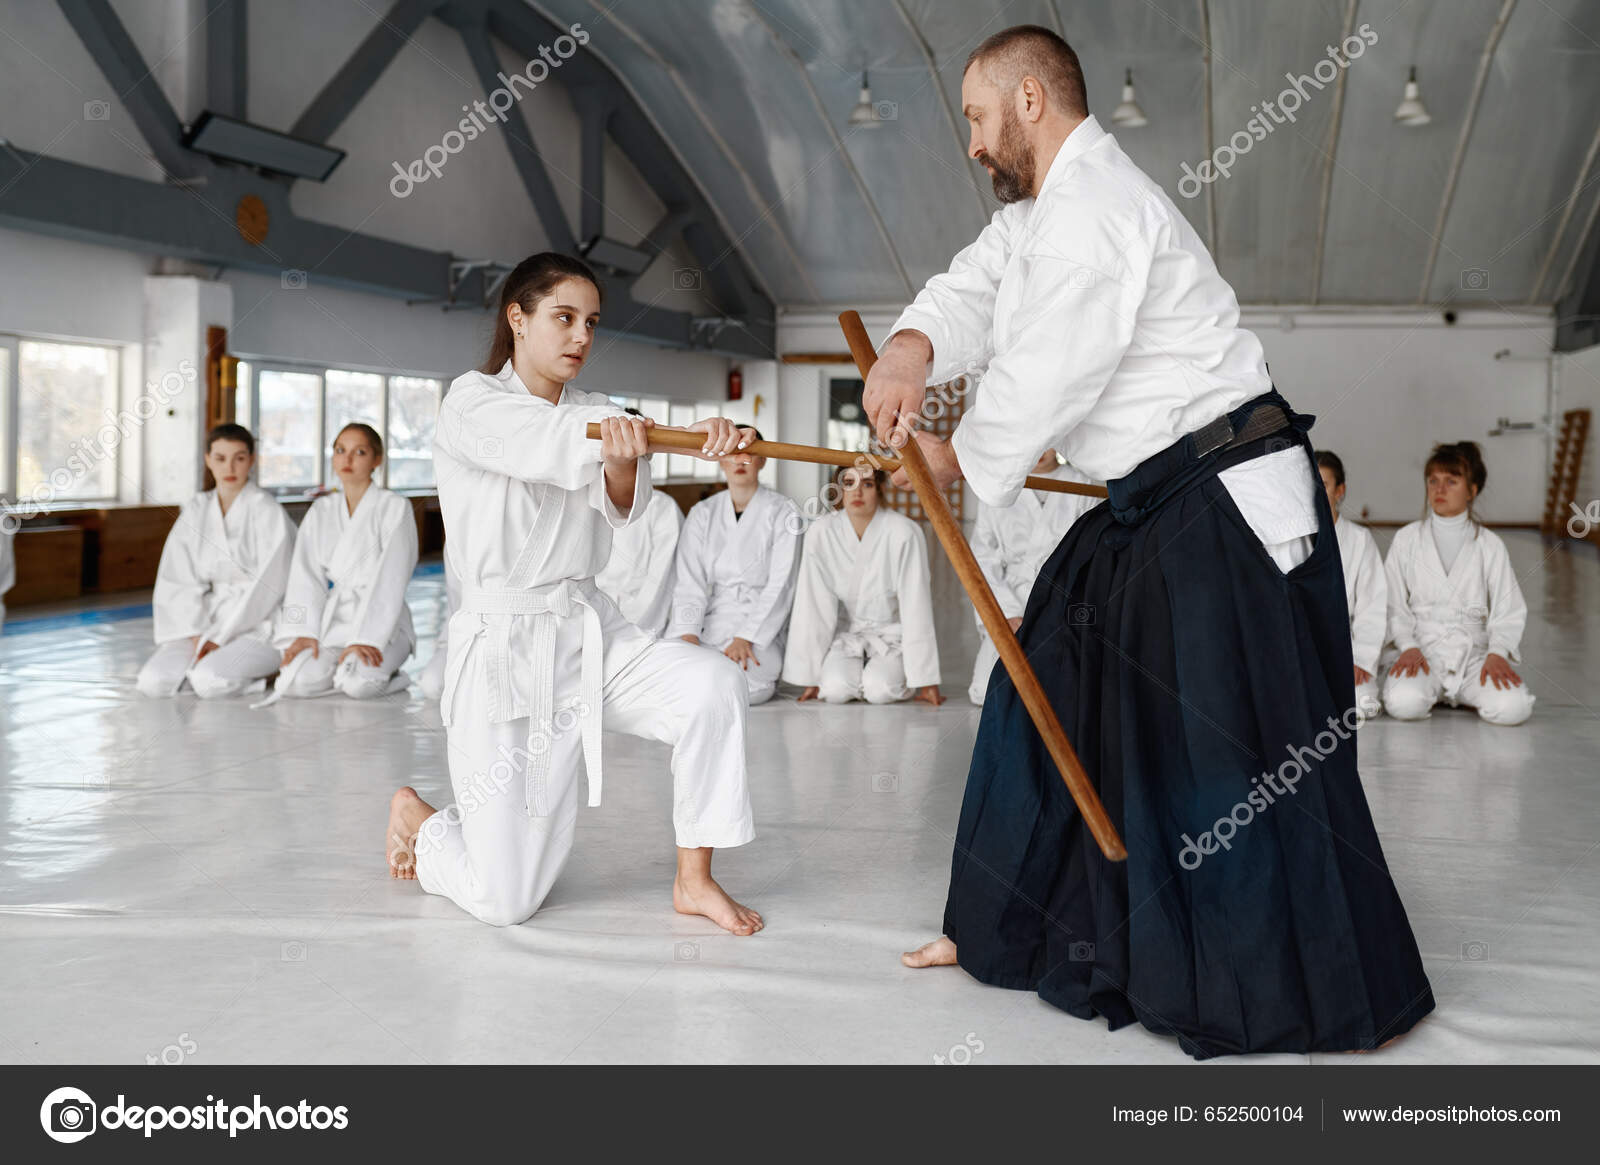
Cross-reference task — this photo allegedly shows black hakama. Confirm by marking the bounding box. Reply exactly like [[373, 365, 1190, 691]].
[[947, 389, 1435, 1059]]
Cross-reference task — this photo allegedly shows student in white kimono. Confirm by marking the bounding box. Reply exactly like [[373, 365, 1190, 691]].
[[1383, 441, 1534, 726], [968, 448, 1097, 705], [594, 409, 683, 638], [1316, 450, 1386, 723], [416, 555, 459, 701], [385, 252, 763, 935], [269, 423, 418, 702], [136, 424, 295, 698], [783, 465, 943, 705], [666, 431, 802, 705]]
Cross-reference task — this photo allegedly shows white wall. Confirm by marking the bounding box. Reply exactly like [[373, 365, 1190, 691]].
[[777, 306, 1558, 524]]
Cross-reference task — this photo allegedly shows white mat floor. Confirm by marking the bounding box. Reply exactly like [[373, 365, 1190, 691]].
[[2, 531, 1596, 1065]]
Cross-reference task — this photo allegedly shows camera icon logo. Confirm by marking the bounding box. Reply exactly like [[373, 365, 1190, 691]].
[[477, 436, 504, 459], [1067, 602, 1096, 627], [1068, 940, 1095, 962], [283, 604, 306, 625], [672, 267, 702, 291], [1069, 267, 1096, 289], [281, 269, 308, 290], [281, 940, 308, 962], [1461, 940, 1489, 962], [674, 940, 700, 962], [871, 771, 899, 793], [874, 100, 899, 122], [40, 1086, 97, 1143], [1460, 268, 1490, 291], [83, 100, 111, 121]]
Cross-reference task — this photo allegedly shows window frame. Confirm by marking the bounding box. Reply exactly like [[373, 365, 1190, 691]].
[[1, 331, 124, 509], [234, 355, 445, 498]]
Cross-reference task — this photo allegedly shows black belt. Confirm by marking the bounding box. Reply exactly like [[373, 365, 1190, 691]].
[[1189, 403, 1290, 459]]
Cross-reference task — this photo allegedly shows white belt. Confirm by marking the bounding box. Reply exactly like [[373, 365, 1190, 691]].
[[455, 579, 606, 817]]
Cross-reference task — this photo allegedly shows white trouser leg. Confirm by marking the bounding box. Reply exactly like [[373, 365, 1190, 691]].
[[1353, 677, 1383, 723], [418, 643, 448, 701], [1457, 661, 1535, 726], [968, 633, 999, 706], [137, 640, 195, 697], [188, 635, 281, 699], [714, 637, 782, 705], [818, 636, 864, 703], [1383, 663, 1443, 721], [333, 624, 413, 699], [279, 648, 337, 698], [861, 639, 909, 704], [600, 637, 754, 849], [415, 619, 754, 927]]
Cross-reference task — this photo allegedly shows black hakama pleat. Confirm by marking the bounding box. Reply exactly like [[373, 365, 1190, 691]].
[[944, 391, 1434, 1059]]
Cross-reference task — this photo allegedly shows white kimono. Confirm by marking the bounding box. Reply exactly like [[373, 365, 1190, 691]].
[[782, 508, 940, 703], [412, 361, 753, 928], [0, 520, 14, 631], [595, 486, 683, 638], [1334, 515, 1387, 721], [268, 486, 418, 702], [417, 555, 460, 701], [1381, 516, 1534, 726], [968, 463, 1098, 704], [136, 481, 295, 698], [666, 486, 802, 705]]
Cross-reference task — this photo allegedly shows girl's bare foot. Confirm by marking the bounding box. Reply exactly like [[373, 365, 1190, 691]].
[[387, 786, 435, 879], [901, 936, 958, 967], [673, 873, 764, 935]]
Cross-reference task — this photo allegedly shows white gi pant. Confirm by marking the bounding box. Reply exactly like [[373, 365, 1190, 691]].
[[819, 630, 908, 704], [278, 624, 413, 700], [1382, 649, 1534, 726], [969, 633, 1001, 705], [415, 628, 755, 928], [418, 642, 447, 700], [1354, 675, 1383, 723], [136, 633, 280, 698], [701, 635, 782, 706]]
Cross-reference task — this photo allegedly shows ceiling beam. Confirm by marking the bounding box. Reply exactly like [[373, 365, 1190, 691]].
[[1417, 0, 1517, 303], [1310, 0, 1359, 305], [1554, 191, 1600, 351], [56, 0, 198, 177], [455, 19, 578, 255], [1530, 122, 1600, 305], [205, 0, 249, 119], [290, 0, 443, 145]]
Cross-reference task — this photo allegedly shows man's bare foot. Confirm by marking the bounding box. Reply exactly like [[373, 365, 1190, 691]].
[[673, 873, 764, 936], [387, 786, 435, 879], [901, 936, 958, 968]]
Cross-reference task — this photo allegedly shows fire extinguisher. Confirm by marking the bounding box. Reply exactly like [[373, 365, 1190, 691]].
[[728, 368, 743, 401]]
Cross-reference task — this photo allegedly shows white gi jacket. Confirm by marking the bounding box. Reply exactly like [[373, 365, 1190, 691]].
[[152, 481, 295, 648], [276, 486, 418, 656], [890, 115, 1273, 506], [1384, 517, 1528, 701], [667, 486, 802, 648], [595, 486, 683, 638], [1334, 515, 1387, 675], [781, 507, 941, 689], [432, 361, 653, 815]]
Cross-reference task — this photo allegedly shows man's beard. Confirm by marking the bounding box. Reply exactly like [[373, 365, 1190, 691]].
[[979, 105, 1036, 203]]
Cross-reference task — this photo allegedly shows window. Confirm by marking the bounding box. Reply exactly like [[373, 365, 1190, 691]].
[[239, 362, 443, 493], [1, 338, 122, 506]]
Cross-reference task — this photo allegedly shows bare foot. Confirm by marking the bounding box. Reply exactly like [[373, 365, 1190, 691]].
[[387, 786, 435, 879], [673, 873, 764, 936], [901, 936, 958, 968]]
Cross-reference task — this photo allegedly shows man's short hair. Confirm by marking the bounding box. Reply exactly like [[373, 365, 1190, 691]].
[[964, 25, 1088, 118]]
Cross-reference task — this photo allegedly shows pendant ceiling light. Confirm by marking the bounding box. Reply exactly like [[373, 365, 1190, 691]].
[[1110, 68, 1148, 128], [848, 72, 882, 129], [1394, 66, 1432, 126]]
